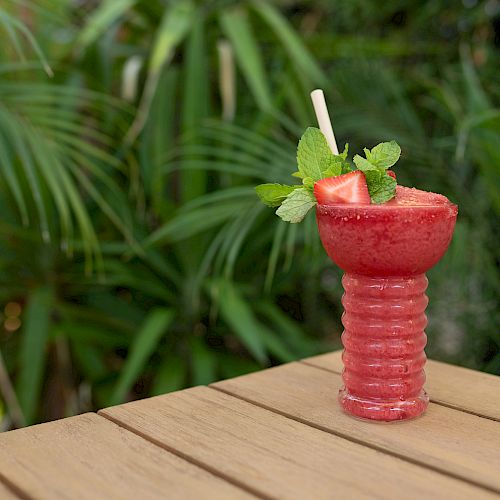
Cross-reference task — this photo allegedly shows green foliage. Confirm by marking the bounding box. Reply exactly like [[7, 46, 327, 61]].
[[255, 184, 299, 208], [110, 308, 174, 406], [367, 141, 401, 169], [297, 127, 339, 181], [0, 0, 497, 428], [275, 188, 316, 223], [353, 141, 401, 203], [256, 127, 354, 220], [16, 286, 53, 425], [366, 175, 397, 205]]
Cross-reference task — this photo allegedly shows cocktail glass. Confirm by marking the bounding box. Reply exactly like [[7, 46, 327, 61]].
[[316, 187, 458, 422]]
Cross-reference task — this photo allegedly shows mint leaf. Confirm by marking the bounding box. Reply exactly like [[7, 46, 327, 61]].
[[340, 143, 349, 160], [323, 150, 352, 176], [275, 188, 316, 223], [363, 169, 382, 186], [353, 154, 379, 173], [370, 141, 401, 169], [341, 162, 353, 174], [322, 159, 342, 178], [297, 127, 336, 182], [256, 135, 401, 219], [302, 176, 315, 191], [353, 141, 400, 204], [367, 173, 397, 204], [255, 184, 298, 207], [363, 148, 373, 163]]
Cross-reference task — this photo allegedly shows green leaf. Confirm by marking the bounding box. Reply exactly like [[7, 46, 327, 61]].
[[275, 188, 316, 223], [322, 157, 350, 177], [367, 173, 397, 204], [149, 1, 194, 73], [16, 286, 54, 425], [146, 193, 255, 247], [110, 308, 174, 405], [126, 0, 193, 143], [0, 132, 29, 224], [219, 8, 272, 111], [353, 154, 379, 173], [363, 169, 382, 186], [340, 143, 349, 160], [250, 0, 326, 86], [321, 163, 341, 178], [341, 161, 353, 174], [180, 15, 209, 202], [151, 357, 187, 395], [256, 301, 322, 356], [216, 281, 268, 364], [0, 10, 53, 76], [302, 177, 315, 191], [353, 141, 400, 204], [264, 220, 286, 291], [76, 0, 136, 51], [72, 343, 108, 382], [260, 327, 296, 362], [255, 183, 298, 207], [219, 354, 260, 379], [190, 338, 218, 385], [369, 140, 401, 169], [329, 144, 352, 174], [297, 127, 335, 181], [141, 66, 179, 211]]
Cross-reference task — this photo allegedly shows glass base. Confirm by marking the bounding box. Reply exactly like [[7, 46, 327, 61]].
[[339, 387, 429, 422]]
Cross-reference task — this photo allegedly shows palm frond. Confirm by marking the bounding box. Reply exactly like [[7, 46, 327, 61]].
[[0, 8, 52, 76], [0, 84, 136, 272]]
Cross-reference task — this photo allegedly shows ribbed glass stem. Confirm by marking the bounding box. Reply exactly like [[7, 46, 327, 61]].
[[339, 273, 430, 421]]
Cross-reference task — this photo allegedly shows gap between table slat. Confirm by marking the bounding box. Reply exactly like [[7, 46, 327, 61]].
[[211, 361, 500, 495], [300, 360, 500, 424], [0, 412, 257, 500], [99, 386, 496, 500], [302, 351, 500, 422], [0, 476, 25, 499], [99, 411, 271, 500]]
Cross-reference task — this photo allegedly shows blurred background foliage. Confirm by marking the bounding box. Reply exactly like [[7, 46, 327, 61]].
[[0, 0, 498, 428]]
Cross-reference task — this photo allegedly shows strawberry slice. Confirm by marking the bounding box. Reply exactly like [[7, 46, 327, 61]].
[[314, 171, 371, 205], [387, 170, 396, 180]]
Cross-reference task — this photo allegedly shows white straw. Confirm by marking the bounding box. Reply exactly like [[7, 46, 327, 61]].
[[310, 89, 339, 155]]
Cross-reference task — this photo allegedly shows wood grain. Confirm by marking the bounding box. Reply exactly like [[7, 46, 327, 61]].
[[0, 412, 254, 500], [214, 361, 500, 494], [100, 386, 496, 500], [302, 350, 500, 421]]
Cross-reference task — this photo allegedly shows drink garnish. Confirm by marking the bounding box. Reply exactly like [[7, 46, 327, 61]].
[[314, 171, 370, 205], [352, 141, 400, 204], [256, 127, 402, 222]]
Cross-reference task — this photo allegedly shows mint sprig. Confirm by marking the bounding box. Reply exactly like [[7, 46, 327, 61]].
[[257, 128, 351, 223], [295, 128, 351, 181], [255, 130, 401, 221], [368, 141, 401, 169], [275, 188, 316, 223], [255, 184, 300, 207], [353, 140, 400, 204], [367, 174, 397, 204]]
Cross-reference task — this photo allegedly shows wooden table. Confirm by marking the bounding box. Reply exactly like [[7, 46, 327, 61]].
[[0, 350, 499, 499]]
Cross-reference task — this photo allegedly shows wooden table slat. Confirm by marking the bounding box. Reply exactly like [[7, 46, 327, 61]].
[[100, 386, 496, 500], [213, 361, 500, 494], [303, 351, 500, 421], [0, 412, 254, 500]]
